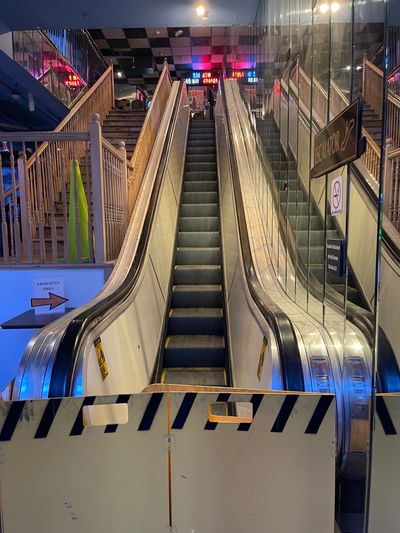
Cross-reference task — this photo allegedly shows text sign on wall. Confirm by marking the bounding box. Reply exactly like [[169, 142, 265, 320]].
[[31, 277, 67, 315], [312, 98, 364, 179], [326, 239, 345, 278], [331, 175, 343, 216]]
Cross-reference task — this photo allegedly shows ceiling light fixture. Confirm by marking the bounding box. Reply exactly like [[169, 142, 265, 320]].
[[196, 3, 209, 19], [319, 3, 329, 14], [331, 2, 340, 12], [175, 29, 183, 37], [116, 71, 123, 78]]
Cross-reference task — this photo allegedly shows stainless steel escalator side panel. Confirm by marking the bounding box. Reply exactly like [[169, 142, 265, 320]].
[[12, 82, 190, 400], [224, 79, 373, 476]]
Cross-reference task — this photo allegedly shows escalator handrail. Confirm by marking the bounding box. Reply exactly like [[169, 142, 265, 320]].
[[48, 81, 185, 398], [221, 81, 305, 392]]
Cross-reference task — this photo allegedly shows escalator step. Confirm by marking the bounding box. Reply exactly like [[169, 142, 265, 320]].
[[173, 265, 221, 284], [181, 203, 218, 217], [175, 247, 221, 265], [184, 180, 218, 192], [162, 367, 226, 386], [178, 231, 220, 247], [168, 307, 224, 335], [186, 154, 216, 164], [185, 162, 217, 172], [182, 191, 218, 204], [184, 171, 217, 181], [164, 335, 226, 367], [179, 217, 219, 232], [171, 285, 222, 308], [186, 146, 216, 155]]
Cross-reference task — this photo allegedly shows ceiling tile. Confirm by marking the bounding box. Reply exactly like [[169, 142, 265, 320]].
[[173, 55, 192, 64], [171, 47, 192, 56], [149, 37, 170, 48], [94, 39, 109, 49], [191, 36, 211, 47], [190, 27, 211, 37], [108, 38, 130, 49], [102, 28, 126, 39], [127, 38, 150, 48], [212, 27, 227, 36], [145, 28, 168, 38], [211, 36, 226, 46], [153, 47, 173, 57], [123, 28, 147, 38], [170, 37, 191, 48], [192, 46, 211, 55]]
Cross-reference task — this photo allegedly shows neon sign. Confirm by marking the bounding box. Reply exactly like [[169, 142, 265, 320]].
[[230, 70, 259, 84], [65, 74, 81, 88], [185, 71, 219, 85]]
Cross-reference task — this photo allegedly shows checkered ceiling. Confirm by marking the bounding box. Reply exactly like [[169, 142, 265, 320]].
[[89, 27, 259, 90]]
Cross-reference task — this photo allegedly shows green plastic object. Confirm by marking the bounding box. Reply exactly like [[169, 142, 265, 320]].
[[68, 159, 89, 263]]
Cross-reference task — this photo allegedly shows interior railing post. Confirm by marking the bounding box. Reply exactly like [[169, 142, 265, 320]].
[[118, 140, 128, 232], [90, 112, 106, 263], [17, 151, 33, 262]]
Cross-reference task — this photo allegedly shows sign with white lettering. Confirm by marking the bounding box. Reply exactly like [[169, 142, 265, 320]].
[[331, 175, 343, 216], [312, 98, 365, 179], [326, 239, 345, 278], [31, 278, 68, 315]]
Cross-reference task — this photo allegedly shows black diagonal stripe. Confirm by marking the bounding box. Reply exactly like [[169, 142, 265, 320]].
[[104, 394, 131, 434], [0, 401, 26, 441], [70, 397, 96, 436], [34, 398, 62, 439], [238, 394, 264, 431], [172, 393, 197, 430], [305, 396, 334, 434], [376, 396, 397, 435], [204, 393, 231, 430], [271, 395, 298, 433], [138, 393, 163, 431]]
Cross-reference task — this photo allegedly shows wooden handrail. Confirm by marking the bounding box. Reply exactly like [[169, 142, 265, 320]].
[[365, 59, 384, 78]]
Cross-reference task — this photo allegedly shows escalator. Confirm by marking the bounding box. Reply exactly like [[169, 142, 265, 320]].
[[157, 119, 229, 386], [255, 115, 365, 308]]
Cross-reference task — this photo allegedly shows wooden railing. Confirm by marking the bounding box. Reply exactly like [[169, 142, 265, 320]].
[[363, 58, 384, 118], [127, 63, 172, 216], [0, 63, 175, 265], [384, 145, 400, 230]]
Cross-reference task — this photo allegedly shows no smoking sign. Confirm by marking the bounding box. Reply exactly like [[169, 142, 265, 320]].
[[331, 175, 343, 216]]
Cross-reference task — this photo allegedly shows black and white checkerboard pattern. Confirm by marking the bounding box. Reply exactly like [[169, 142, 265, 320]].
[[89, 27, 259, 88]]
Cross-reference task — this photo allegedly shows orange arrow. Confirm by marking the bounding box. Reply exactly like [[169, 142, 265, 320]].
[[31, 292, 69, 311]]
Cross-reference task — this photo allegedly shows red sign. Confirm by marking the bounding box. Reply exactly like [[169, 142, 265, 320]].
[[203, 77, 219, 85], [231, 71, 245, 79], [65, 74, 81, 88], [273, 79, 281, 96]]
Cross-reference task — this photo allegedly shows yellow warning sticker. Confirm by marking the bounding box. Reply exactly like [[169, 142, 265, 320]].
[[94, 337, 109, 381], [257, 336, 267, 382]]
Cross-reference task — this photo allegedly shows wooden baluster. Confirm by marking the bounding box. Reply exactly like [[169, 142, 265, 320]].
[[35, 142, 46, 263], [60, 148, 69, 262], [18, 148, 33, 263], [119, 141, 128, 233], [47, 144, 58, 262], [0, 155, 9, 262], [9, 143, 21, 262], [84, 141, 94, 262], [90, 113, 106, 263]]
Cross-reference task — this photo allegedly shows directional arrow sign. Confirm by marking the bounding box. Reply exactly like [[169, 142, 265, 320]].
[[31, 292, 69, 311]]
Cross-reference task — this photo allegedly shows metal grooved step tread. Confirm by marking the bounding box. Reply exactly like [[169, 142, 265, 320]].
[[162, 368, 226, 386], [161, 118, 227, 383]]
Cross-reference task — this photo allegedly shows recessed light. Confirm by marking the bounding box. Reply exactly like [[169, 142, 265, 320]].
[[116, 71, 123, 78], [175, 29, 183, 37], [155, 30, 161, 35]]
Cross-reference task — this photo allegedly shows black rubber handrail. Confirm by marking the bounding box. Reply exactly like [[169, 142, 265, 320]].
[[221, 81, 305, 392], [48, 82, 184, 398]]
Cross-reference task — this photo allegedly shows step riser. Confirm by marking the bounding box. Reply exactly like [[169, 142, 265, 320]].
[[185, 162, 217, 172], [184, 181, 218, 192], [182, 192, 218, 204], [184, 171, 217, 182], [181, 204, 218, 217], [178, 232, 219, 247], [164, 348, 225, 368], [171, 290, 222, 308], [173, 268, 221, 285], [167, 316, 224, 336], [179, 218, 219, 231], [175, 248, 221, 265]]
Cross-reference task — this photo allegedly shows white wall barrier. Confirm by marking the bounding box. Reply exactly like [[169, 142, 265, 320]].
[[0, 389, 335, 532]]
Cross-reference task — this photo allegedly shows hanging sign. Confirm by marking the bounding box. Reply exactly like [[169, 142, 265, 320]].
[[311, 98, 365, 179], [326, 239, 345, 278], [330, 175, 343, 216]]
